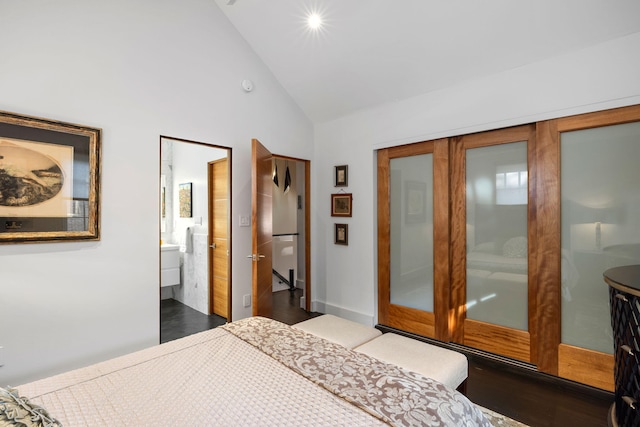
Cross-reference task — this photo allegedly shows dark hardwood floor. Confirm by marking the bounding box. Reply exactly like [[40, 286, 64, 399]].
[[160, 291, 613, 427], [271, 288, 322, 324], [467, 354, 611, 427], [160, 289, 316, 343], [160, 298, 227, 343]]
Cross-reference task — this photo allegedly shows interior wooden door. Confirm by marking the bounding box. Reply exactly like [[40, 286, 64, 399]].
[[539, 104, 640, 391], [251, 139, 273, 317], [377, 139, 450, 340], [451, 125, 536, 363], [208, 158, 230, 319]]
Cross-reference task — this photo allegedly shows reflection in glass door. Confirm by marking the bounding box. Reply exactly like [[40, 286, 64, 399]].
[[451, 125, 534, 363], [390, 154, 434, 312], [378, 140, 449, 339], [560, 122, 640, 354], [465, 142, 528, 331]]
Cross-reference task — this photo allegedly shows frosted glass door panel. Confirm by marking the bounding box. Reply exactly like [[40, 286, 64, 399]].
[[466, 142, 528, 330], [390, 154, 434, 311], [561, 121, 640, 354]]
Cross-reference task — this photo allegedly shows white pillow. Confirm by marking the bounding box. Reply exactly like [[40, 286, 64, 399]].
[[503, 236, 527, 258]]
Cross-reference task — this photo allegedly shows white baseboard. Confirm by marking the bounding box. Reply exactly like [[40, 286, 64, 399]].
[[311, 301, 375, 327]]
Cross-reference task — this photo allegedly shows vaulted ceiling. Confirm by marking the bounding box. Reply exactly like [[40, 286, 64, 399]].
[[214, 0, 640, 124]]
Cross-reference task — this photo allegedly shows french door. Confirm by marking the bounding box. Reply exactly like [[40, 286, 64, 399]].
[[377, 139, 450, 340], [378, 126, 535, 360], [451, 125, 536, 362]]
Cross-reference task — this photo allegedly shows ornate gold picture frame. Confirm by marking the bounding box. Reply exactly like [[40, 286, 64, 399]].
[[0, 111, 101, 244]]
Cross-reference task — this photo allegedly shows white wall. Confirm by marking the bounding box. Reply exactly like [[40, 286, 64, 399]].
[[171, 142, 226, 245], [312, 32, 640, 326], [0, 0, 312, 386]]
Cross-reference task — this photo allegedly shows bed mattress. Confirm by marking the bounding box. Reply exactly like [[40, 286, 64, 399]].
[[11, 317, 490, 426]]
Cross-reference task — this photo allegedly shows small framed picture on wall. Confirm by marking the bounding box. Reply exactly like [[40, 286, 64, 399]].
[[179, 182, 192, 218], [331, 193, 352, 217], [334, 223, 348, 245], [335, 165, 348, 187]]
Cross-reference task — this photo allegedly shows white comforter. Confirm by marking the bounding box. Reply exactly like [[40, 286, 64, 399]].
[[14, 317, 490, 426]]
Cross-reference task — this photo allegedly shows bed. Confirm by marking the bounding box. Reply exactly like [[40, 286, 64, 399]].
[[2, 317, 491, 426]]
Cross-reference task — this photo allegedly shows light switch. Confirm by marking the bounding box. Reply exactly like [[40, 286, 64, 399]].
[[239, 215, 251, 227]]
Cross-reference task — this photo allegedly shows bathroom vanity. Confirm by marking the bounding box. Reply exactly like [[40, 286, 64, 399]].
[[160, 244, 180, 287]]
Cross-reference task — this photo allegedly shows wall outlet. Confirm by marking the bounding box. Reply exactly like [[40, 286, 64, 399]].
[[243, 294, 251, 307]]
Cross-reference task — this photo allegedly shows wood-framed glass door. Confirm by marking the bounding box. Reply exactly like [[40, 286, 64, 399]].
[[451, 125, 537, 363], [540, 104, 640, 390], [377, 139, 451, 340], [376, 104, 640, 391]]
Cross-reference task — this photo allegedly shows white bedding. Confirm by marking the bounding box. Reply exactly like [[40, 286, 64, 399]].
[[466, 251, 528, 275], [11, 317, 490, 427]]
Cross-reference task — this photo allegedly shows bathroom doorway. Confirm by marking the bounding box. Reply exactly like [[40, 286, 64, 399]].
[[160, 136, 231, 331]]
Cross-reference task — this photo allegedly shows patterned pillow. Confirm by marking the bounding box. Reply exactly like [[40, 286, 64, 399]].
[[502, 236, 527, 258], [0, 386, 62, 427]]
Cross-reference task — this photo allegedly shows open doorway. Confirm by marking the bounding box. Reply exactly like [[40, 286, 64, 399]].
[[160, 136, 231, 342], [271, 156, 306, 290], [251, 139, 311, 321]]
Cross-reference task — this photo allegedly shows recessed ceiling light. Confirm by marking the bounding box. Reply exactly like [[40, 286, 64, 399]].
[[307, 13, 322, 30]]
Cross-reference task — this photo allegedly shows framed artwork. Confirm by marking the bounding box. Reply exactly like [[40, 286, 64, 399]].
[[0, 110, 101, 244], [405, 180, 427, 224], [334, 165, 348, 187], [179, 183, 192, 218], [331, 193, 352, 217], [334, 223, 348, 245]]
